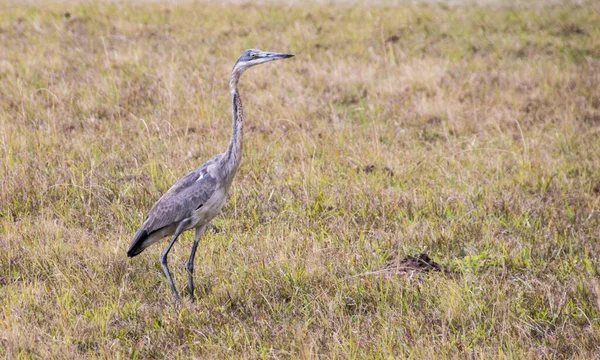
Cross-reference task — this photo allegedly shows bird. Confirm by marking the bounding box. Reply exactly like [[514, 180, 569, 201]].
[[127, 49, 294, 303]]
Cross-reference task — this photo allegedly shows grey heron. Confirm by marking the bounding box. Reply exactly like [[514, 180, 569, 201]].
[[127, 49, 294, 303]]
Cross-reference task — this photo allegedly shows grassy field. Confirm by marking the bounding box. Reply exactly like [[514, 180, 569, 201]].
[[1, 1, 600, 358]]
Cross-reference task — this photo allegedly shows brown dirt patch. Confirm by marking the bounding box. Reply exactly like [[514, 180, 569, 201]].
[[374, 253, 449, 277]]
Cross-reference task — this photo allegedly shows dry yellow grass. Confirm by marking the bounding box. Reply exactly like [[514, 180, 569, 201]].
[[1, 1, 600, 358]]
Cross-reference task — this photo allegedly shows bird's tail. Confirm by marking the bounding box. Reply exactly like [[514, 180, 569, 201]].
[[127, 229, 149, 257]]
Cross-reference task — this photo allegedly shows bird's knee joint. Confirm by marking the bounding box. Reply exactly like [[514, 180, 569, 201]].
[[160, 254, 168, 266], [186, 262, 194, 273]]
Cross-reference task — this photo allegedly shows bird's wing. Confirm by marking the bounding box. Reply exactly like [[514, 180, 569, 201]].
[[141, 154, 222, 234]]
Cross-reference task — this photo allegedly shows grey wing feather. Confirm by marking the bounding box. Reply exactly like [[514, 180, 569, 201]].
[[141, 154, 222, 233]]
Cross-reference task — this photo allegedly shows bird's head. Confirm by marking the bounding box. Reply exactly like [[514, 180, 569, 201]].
[[232, 49, 294, 74]]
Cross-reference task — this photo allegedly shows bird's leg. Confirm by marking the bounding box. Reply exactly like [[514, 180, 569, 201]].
[[160, 219, 191, 303], [186, 225, 207, 300]]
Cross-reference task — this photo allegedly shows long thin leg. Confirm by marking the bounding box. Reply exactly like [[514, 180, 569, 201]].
[[186, 225, 207, 300], [160, 219, 191, 303]]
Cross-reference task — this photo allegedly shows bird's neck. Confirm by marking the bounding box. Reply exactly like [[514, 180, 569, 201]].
[[222, 71, 244, 178]]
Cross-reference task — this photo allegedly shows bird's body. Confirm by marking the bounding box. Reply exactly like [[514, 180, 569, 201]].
[[126, 153, 224, 257], [127, 49, 293, 302]]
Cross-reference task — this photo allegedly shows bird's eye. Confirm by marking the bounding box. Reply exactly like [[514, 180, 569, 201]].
[[250, 53, 257, 58]]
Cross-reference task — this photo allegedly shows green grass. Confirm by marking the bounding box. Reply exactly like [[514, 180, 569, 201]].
[[1, 0, 600, 358]]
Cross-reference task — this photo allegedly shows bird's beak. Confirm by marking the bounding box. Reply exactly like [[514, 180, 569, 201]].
[[262, 51, 294, 60]]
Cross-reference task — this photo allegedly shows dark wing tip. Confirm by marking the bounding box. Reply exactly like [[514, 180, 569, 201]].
[[127, 229, 149, 257], [126, 249, 138, 258]]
